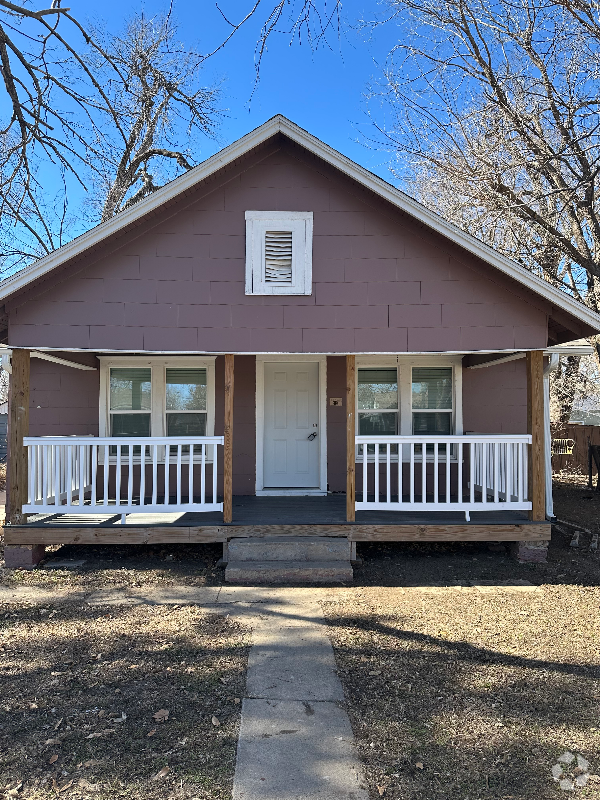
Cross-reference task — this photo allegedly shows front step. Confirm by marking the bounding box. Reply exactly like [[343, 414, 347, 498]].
[[226, 536, 353, 562], [225, 560, 353, 584]]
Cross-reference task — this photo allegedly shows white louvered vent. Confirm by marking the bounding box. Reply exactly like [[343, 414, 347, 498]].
[[264, 231, 293, 283]]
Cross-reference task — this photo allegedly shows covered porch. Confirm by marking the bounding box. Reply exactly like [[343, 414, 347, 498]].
[[4, 350, 551, 559]]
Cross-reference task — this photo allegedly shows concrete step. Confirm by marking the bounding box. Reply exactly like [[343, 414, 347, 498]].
[[225, 560, 354, 584], [227, 536, 352, 562]]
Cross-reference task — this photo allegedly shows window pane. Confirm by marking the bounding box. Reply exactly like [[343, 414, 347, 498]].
[[166, 413, 207, 437], [110, 368, 151, 411], [166, 368, 207, 411], [357, 369, 398, 410], [412, 368, 452, 409], [358, 412, 398, 436], [412, 412, 452, 435], [110, 414, 151, 437]]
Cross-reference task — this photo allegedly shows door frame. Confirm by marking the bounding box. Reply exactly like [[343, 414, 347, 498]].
[[256, 354, 328, 496]]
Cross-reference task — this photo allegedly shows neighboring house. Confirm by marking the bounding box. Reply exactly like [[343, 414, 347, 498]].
[[2, 116, 599, 575]]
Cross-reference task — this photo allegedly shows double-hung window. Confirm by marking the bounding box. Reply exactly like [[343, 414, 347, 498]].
[[109, 368, 152, 437], [357, 368, 399, 457], [356, 362, 458, 459], [102, 358, 215, 458]]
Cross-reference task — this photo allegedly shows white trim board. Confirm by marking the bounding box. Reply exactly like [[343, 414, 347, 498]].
[[255, 354, 328, 496], [0, 115, 598, 333]]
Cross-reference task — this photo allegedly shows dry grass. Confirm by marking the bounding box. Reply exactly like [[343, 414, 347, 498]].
[[0, 601, 250, 799], [322, 584, 600, 799]]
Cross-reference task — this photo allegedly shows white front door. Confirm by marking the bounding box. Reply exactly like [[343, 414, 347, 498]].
[[263, 361, 320, 488]]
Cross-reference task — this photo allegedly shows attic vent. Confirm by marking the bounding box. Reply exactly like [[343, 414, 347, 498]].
[[264, 231, 293, 283]]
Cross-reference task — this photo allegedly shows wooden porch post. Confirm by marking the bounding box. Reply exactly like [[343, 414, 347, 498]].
[[526, 350, 545, 521], [223, 354, 234, 524], [346, 354, 356, 522], [7, 349, 30, 525]]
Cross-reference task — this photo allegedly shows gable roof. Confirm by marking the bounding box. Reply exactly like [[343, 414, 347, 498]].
[[1, 114, 599, 333]]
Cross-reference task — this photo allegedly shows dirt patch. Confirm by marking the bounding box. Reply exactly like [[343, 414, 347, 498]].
[[0, 542, 225, 591], [0, 600, 250, 799], [322, 584, 600, 799]]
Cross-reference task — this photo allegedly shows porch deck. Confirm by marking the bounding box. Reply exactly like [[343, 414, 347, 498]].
[[4, 494, 550, 546]]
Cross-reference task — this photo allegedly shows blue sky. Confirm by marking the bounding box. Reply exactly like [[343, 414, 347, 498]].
[[91, 0, 400, 182]]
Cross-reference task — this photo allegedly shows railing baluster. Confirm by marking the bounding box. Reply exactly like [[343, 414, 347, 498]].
[[27, 445, 32, 504], [362, 442, 367, 505], [55, 444, 61, 508], [103, 445, 109, 507], [374, 443, 380, 505], [468, 442, 474, 505], [398, 440, 403, 504], [493, 443, 499, 503], [116, 444, 122, 508], [79, 445, 85, 508], [152, 444, 158, 506], [91, 444, 97, 509], [188, 444, 194, 505], [164, 442, 170, 507], [481, 442, 487, 505], [43, 445, 48, 506], [127, 444, 134, 508], [201, 444, 206, 505], [457, 441, 463, 506], [386, 443, 391, 505], [177, 444, 182, 506], [212, 443, 217, 506], [446, 440, 451, 504], [410, 442, 415, 504], [139, 442, 146, 508], [434, 442, 439, 505], [66, 445, 73, 510], [506, 442, 513, 503], [421, 441, 426, 504]]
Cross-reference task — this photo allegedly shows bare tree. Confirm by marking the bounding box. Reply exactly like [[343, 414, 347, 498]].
[[91, 15, 220, 222], [0, 1, 340, 272], [369, 0, 600, 420]]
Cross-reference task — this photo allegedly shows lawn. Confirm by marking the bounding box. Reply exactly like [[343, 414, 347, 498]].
[[0, 600, 250, 800], [1, 472, 599, 799]]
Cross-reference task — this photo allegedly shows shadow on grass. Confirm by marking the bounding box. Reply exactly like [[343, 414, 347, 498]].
[[0, 601, 249, 799], [322, 604, 599, 800]]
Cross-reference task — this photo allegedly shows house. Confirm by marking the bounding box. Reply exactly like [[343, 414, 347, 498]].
[[2, 116, 599, 578]]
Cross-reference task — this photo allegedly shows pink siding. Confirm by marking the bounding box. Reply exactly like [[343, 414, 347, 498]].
[[462, 358, 527, 434], [29, 354, 99, 436], [7, 139, 553, 353]]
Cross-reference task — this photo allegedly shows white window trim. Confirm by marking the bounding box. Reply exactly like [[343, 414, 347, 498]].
[[355, 355, 463, 461], [99, 357, 216, 460], [255, 354, 327, 496], [245, 210, 313, 295]]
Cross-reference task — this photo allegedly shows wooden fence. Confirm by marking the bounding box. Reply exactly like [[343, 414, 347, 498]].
[[551, 423, 600, 475]]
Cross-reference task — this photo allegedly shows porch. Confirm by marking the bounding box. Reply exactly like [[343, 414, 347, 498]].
[[3, 351, 551, 556], [4, 494, 547, 547]]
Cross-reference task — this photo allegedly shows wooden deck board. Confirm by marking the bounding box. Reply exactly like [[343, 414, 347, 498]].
[[3, 495, 551, 545]]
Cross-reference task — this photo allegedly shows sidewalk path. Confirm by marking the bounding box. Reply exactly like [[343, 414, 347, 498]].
[[230, 589, 368, 800]]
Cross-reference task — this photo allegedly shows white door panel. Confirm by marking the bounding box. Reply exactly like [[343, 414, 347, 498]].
[[263, 362, 320, 488]]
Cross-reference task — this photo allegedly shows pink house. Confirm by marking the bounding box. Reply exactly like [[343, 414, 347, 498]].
[[2, 116, 598, 577]]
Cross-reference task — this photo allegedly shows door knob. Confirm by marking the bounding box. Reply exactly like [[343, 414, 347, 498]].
[[307, 432, 317, 441]]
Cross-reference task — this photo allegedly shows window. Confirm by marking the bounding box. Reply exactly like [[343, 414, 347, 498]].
[[411, 368, 453, 435], [355, 362, 459, 459], [166, 368, 207, 437], [245, 211, 313, 295], [110, 368, 151, 437], [357, 369, 398, 436], [101, 359, 215, 456]]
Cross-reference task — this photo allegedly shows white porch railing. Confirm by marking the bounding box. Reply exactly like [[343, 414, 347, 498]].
[[355, 434, 531, 520], [23, 436, 224, 516]]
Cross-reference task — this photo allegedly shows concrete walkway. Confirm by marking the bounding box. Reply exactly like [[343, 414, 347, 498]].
[[231, 590, 368, 800]]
